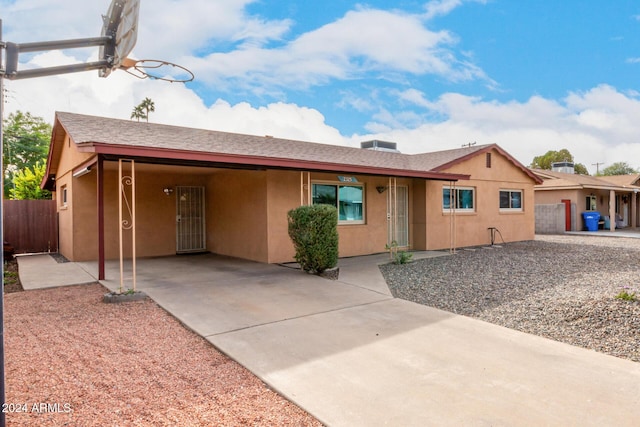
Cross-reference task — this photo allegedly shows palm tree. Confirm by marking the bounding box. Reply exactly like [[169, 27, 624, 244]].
[[130, 105, 147, 122], [140, 97, 155, 123]]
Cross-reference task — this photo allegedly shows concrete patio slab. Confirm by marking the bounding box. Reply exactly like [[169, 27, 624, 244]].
[[77, 254, 392, 336]]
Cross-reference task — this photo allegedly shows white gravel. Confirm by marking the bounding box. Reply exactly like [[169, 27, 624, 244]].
[[380, 234, 640, 363]]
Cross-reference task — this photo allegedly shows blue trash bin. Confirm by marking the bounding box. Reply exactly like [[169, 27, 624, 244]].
[[582, 211, 600, 231]]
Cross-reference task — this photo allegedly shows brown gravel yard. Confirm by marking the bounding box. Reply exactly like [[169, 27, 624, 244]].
[[3, 280, 321, 427], [381, 234, 640, 363]]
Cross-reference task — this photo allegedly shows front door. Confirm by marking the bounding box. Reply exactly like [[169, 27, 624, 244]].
[[176, 186, 206, 253]]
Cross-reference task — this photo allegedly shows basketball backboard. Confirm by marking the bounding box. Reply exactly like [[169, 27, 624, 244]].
[[99, 0, 140, 77]]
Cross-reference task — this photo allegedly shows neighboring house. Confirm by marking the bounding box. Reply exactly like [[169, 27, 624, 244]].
[[43, 112, 541, 278], [533, 167, 640, 232]]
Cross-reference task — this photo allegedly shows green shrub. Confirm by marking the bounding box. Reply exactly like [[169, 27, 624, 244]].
[[287, 204, 339, 274], [616, 288, 637, 302], [394, 250, 413, 265], [385, 240, 413, 265]]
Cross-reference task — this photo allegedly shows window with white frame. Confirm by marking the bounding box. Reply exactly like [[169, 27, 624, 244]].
[[312, 183, 364, 223], [499, 189, 523, 210], [442, 187, 475, 211]]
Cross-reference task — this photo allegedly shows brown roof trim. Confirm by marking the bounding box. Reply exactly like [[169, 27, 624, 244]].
[[82, 142, 470, 181], [431, 144, 543, 184]]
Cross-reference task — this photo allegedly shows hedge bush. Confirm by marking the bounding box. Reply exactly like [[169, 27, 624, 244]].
[[287, 204, 339, 274]]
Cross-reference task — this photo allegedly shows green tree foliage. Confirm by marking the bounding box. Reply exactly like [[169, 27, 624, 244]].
[[287, 204, 339, 274], [131, 97, 155, 123], [529, 148, 589, 175], [3, 111, 52, 195], [140, 97, 155, 123], [130, 105, 147, 122], [600, 162, 638, 176], [9, 162, 51, 200], [573, 163, 589, 175]]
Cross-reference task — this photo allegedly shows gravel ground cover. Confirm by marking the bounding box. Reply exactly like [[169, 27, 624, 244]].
[[4, 283, 321, 427], [380, 234, 640, 363]]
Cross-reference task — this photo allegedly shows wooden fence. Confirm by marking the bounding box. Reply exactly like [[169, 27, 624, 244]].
[[3, 200, 58, 254]]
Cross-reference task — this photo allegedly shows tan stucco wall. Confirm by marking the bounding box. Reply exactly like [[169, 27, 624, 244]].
[[411, 179, 427, 250], [424, 149, 537, 250], [261, 171, 404, 263], [54, 135, 95, 261], [208, 169, 269, 262], [535, 188, 579, 205], [265, 170, 299, 263], [64, 164, 213, 262], [56, 172, 73, 260]]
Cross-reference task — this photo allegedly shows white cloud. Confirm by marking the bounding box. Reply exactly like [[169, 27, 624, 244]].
[[186, 6, 490, 92], [4, 50, 345, 145], [0, 0, 291, 65], [357, 85, 640, 173], [2, 1, 490, 97], [138, 0, 292, 60], [423, 0, 487, 20]]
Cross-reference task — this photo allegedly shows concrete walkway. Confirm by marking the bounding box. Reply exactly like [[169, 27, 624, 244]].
[[16, 251, 640, 426], [16, 253, 96, 290]]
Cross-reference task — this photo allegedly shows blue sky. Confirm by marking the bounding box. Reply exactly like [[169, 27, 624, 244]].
[[2, 0, 640, 173]]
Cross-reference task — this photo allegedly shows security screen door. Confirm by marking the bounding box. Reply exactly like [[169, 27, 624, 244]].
[[176, 186, 206, 253], [395, 185, 409, 247]]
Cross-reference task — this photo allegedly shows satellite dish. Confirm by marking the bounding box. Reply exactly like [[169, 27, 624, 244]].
[[99, 0, 140, 77]]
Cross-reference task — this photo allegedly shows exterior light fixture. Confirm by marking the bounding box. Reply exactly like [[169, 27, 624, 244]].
[[376, 186, 387, 194], [163, 187, 173, 196]]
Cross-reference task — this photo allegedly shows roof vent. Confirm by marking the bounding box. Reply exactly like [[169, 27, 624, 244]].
[[360, 140, 400, 153], [551, 162, 574, 174]]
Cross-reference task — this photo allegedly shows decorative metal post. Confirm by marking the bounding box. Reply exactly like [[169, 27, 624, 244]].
[[118, 159, 136, 292]]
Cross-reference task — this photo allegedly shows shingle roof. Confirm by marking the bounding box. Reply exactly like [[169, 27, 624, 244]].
[[599, 174, 640, 187], [50, 112, 533, 183], [408, 144, 489, 171]]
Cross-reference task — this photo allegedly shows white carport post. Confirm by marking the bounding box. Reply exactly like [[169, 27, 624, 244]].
[[300, 171, 311, 205], [609, 190, 615, 231]]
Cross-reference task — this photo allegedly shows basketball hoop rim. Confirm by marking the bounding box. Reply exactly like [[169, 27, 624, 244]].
[[118, 58, 194, 83]]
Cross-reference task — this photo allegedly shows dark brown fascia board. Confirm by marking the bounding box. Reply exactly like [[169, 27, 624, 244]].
[[81, 142, 470, 181], [432, 144, 543, 184]]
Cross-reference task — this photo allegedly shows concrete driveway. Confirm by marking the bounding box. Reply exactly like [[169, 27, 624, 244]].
[[19, 252, 640, 426]]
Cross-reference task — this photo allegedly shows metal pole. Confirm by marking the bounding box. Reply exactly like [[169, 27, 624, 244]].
[[0, 18, 7, 427]]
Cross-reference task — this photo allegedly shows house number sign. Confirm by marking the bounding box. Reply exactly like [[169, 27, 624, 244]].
[[338, 176, 358, 183]]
